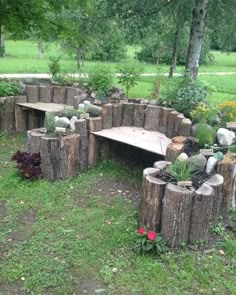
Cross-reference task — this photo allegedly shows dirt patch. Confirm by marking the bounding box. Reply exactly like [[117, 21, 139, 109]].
[[87, 179, 141, 206], [0, 202, 7, 219], [8, 228, 33, 243], [0, 281, 24, 295], [78, 278, 106, 295], [17, 209, 37, 225]]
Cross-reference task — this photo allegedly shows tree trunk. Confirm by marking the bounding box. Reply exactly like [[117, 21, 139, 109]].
[[185, 0, 210, 79], [0, 25, 5, 57], [169, 22, 180, 78], [38, 37, 44, 59], [77, 48, 84, 69]]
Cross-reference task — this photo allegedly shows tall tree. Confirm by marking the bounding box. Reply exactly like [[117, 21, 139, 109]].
[[185, 0, 210, 79]]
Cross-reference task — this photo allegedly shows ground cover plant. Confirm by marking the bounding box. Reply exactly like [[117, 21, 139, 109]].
[[0, 135, 236, 294]]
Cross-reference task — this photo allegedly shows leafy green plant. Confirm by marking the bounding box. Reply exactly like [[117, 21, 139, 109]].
[[191, 102, 219, 125], [48, 56, 61, 78], [44, 113, 56, 134], [133, 227, 168, 255], [167, 160, 192, 182], [89, 66, 113, 95], [0, 81, 20, 97], [63, 108, 86, 119], [209, 217, 225, 235], [117, 62, 143, 98], [229, 145, 236, 153], [195, 123, 215, 147]]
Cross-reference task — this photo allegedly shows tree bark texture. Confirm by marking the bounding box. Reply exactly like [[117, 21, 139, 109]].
[[0, 96, 15, 133], [144, 105, 161, 131], [205, 174, 224, 225], [25, 85, 39, 103], [189, 183, 214, 243], [0, 25, 5, 57], [66, 87, 80, 107], [26, 129, 46, 153], [52, 86, 66, 104], [169, 21, 180, 78], [74, 119, 88, 171], [166, 111, 179, 138], [165, 143, 185, 162], [102, 103, 113, 129], [179, 118, 192, 137], [39, 85, 53, 103], [133, 103, 146, 127], [185, 0, 210, 79], [159, 107, 173, 135], [15, 96, 27, 132], [87, 117, 102, 133], [112, 103, 122, 127], [161, 183, 193, 248], [122, 103, 134, 126]]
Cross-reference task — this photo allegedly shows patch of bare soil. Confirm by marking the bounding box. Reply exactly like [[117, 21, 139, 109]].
[[90, 179, 141, 206], [0, 281, 24, 295], [17, 209, 37, 225], [78, 278, 106, 295]]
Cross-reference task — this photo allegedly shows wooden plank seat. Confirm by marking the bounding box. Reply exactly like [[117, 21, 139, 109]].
[[92, 126, 172, 156], [16, 102, 73, 113]]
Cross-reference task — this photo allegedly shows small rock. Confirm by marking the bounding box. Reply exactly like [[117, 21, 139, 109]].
[[187, 154, 207, 172], [217, 128, 235, 146], [83, 100, 91, 105], [177, 153, 188, 162], [55, 117, 71, 128], [79, 103, 85, 109], [206, 156, 218, 174], [70, 116, 78, 131], [218, 249, 225, 255], [213, 151, 224, 161]]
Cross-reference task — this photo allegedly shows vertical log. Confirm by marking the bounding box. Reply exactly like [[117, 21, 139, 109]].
[[25, 85, 39, 103], [144, 105, 161, 131], [205, 174, 224, 225], [165, 143, 185, 162], [39, 85, 53, 103], [166, 110, 179, 138], [102, 103, 113, 129], [179, 118, 192, 137], [53, 86, 66, 104], [139, 168, 166, 232], [217, 155, 236, 219], [87, 117, 102, 133], [15, 96, 27, 132], [161, 183, 193, 248], [133, 103, 146, 127], [26, 129, 46, 153], [88, 134, 99, 167], [112, 103, 122, 127], [0, 96, 15, 133], [189, 183, 214, 243], [66, 87, 80, 107], [174, 114, 185, 137], [159, 107, 173, 135], [75, 119, 88, 171], [122, 103, 134, 126]]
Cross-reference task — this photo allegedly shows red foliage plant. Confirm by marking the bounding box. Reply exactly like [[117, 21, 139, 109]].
[[11, 150, 42, 180]]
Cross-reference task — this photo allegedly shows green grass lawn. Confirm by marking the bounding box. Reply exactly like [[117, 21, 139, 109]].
[[0, 135, 236, 295]]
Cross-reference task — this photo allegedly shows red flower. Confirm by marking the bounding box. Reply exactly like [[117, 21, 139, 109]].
[[147, 231, 157, 241], [138, 227, 145, 234]]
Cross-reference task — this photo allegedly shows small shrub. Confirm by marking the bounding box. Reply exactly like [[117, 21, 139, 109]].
[[222, 239, 236, 257], [166, 160, 192, 182], [195, 123, 215, 147], [209, 217, 225, 235], [219, 101, 236, 126], [44, 113, 56, 134], [191, 102, 219, 125], [229, 145, 236, 153], [11, 150, 42, 180], [89, 67, 113, 95], [133, 228, 168, 255], [0, 81, 20, 97], [48, 56, 61, 78], [117, 62, 143, 98]]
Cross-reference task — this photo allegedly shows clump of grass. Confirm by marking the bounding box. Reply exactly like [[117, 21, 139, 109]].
[[195, 123, 215, 147], [44, 113, 55, 134], [167, 160, 192, 182]]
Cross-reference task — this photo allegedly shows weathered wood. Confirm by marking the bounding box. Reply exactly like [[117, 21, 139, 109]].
[[166, 110, 179, 138], [66, 87, 80, 107], [39, 85, 53, 103], [53, 86, 66, 104], [40, 134, 80, 180], [179, 118, 192, 137], [153, 161, 171, 170], [217, 155, 236, 219], [28, 110, 38, 130], [100, 139, 110, 160], [174, 114, 185, 137], [189, 183, 214, 243], [172, 136, 188, 144], [26, 129, 46, 153], [161, 183, 193, 248], [139, 168, 166, 231], [165, 143, 185, 162], [144, 105, 161, 131], [159, 107, 173, 135], [74, 119, 88, 171], [133, 103, 146, 127], [122, 103, 134, 126], [205, 174, 224, 225], [25, 85, 39, 103], [143, 167, 160, 177], [112, 103, 122, 127], [88, 134, 99, 167], [87, 117, 102, 133], [0, 96, 15, 133], [102, 103, 113, 129], [15, 96, 27, 132]]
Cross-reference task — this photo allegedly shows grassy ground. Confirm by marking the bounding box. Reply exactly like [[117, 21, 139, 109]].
[[0, 135, 236, 295]]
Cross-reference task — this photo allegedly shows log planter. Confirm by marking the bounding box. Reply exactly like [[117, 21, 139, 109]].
[[139, 160, 227, 248]]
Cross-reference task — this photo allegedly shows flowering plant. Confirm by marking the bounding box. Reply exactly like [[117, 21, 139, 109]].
[[133, 228, 168, 255], [219, 101, 236, 126], [190, 102, 219, 125]]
